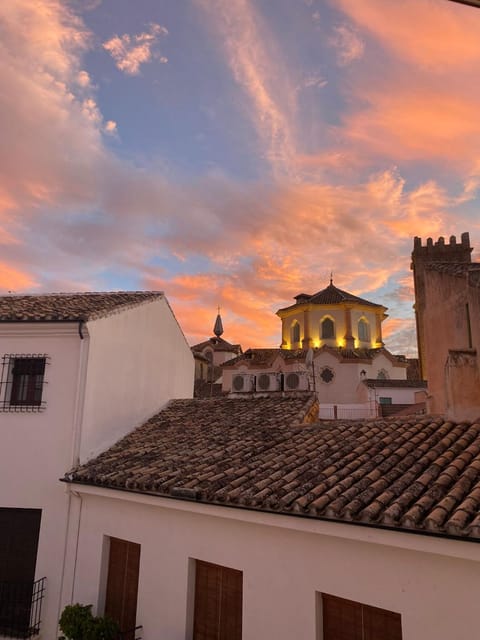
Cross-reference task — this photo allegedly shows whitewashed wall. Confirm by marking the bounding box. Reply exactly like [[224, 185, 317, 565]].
[[69, 487, 480, 640], [80, 297, 194, 462], [0, 296, 194, 639], [0, 323, 83, 639]]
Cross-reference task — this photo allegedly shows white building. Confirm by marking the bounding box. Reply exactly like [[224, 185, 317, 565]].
[[220, 281, 422, 418], [63, 395, 480, 640], [0, 292, 193, 640], [222, 346, 415, 419]]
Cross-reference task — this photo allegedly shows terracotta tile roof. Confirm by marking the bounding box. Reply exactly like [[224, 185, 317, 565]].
[[192, 336, 242, 354], [0, 292, 163, 322], [362, 379, 427, 389], [222, 347, 406, 369], [65, 398, 480, 541], [277, 283, 384, 313], [222, 348, 305, 368]]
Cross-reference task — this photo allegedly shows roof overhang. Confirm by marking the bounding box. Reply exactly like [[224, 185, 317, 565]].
[[448, 0, 480, 7]]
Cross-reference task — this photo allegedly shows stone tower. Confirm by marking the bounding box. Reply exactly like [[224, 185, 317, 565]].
[[411, 232, 472, 380]]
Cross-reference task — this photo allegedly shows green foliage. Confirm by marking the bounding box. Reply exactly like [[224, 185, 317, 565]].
[[59, 603, 119, 640]]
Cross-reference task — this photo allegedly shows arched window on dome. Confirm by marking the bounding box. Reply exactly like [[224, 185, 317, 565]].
[[291, 321, 301, 345], [358, 318, 370, 342], [321, 317, 335, 340]]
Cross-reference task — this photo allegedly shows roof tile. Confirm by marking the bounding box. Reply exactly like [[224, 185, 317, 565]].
[[0, 291, 163, 322], [65, 398, 480, 541]]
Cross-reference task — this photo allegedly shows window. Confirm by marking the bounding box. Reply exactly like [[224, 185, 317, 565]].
[[291, 321, 300, 344], [0, 355, 48, 412], [193, 560, 242, 640], [322, 594, 402, 640], [379, 397, 392, 405], [358, 319, 370, 342], [319, 366, 335, 384], [321, 317, 335, 339]]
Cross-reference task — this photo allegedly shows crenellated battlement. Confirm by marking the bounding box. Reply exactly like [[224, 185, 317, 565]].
[[412, 232, 472, 264]]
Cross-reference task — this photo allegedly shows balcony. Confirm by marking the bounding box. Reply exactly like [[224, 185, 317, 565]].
[[117, 626, 142, 640], [0, 578, 46, 639]]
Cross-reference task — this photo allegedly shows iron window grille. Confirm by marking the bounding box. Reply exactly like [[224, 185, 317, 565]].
[[0, 355, 49, 412], [0, 577, 46, 638]]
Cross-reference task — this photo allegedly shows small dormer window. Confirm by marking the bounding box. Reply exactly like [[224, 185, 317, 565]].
[[358, 319, 370, 342], [1, 355, 48, 412], [321, 317, 335, 339]]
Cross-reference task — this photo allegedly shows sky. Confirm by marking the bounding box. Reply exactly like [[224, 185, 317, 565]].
[[1, 0, 480, 355]]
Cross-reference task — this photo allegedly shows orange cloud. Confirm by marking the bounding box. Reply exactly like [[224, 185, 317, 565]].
[[0, 263, 37, 291], [334, 0, 480, 71], [344, 88, 480, 169]]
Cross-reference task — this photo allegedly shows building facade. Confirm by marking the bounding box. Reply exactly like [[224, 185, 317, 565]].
[[411, 233, 480, 419], [0, 292, 193, 639], [221, 281, 415, 418], [277, 279, 387, 351], [62, 398, 480, 640]]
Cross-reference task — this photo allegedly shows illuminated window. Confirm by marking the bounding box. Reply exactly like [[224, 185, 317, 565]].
[[291, 321, 300, 344], [358, 319, 370, 342], [321, 317, 335, 339]]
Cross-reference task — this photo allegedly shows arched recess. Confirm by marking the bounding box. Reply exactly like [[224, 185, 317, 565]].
[[320, 316, 335, 340], [358, 318, 370, 342], [291, 321, 301, 345]]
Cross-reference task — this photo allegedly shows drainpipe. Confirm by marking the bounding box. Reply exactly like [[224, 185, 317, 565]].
[[57, 321, 90, 622]]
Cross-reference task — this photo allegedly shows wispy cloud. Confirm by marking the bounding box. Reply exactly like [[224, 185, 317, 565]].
[[330, 24, 364, 66], [103, 23, 168, 75], [196, 0, 298, 179]]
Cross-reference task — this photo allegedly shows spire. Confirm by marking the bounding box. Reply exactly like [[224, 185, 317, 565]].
[[330, 272, 333, 286], [213, 306, 224, 337]]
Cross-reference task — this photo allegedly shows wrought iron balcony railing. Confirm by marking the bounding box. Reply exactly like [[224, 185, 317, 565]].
[[117, 625, 142, 640], [0, 577, 46, 638]]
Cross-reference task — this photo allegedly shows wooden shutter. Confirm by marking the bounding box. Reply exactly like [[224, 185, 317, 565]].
[[105, 537, 140, 639], [323, 595, 363, 640], [193, 561, 242, 640], [363, 603, 402, 640], [323, 594, 402, 640]]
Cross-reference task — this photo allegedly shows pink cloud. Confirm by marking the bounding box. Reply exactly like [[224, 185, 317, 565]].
[[103, 23, 168, 75]]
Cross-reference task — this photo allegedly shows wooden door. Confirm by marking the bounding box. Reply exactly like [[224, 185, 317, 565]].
[[193, 560, 242, 640], [104, 537, 140, 639]]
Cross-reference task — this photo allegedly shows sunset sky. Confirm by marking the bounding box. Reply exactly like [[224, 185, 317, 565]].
[[1, 0, 480, 354]]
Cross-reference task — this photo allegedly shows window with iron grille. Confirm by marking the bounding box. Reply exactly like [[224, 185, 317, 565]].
[[0, 355, 49, 412]]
